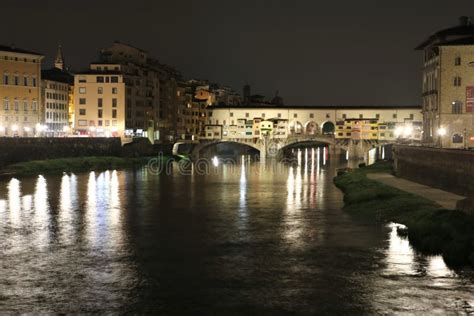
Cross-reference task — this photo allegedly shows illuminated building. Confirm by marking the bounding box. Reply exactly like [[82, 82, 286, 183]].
[[41, 45, 73, 136], [73, 67, 125, 138], [417, 16, 474, 148], [205, 105, 422, 141], [0, 45, 43, 136]]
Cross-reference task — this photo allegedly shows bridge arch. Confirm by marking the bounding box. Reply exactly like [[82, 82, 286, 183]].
[[321, 121, 335, 135], [191, 140, 261, 159]]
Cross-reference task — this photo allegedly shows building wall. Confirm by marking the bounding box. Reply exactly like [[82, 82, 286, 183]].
[[206, 106, 422, 140], [41, 79, 69, 135], [0, 50, 43, 136], [73, 73, 125, 137], [438, 45, 474, 148]]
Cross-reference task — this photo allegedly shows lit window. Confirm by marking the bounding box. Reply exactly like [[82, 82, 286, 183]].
[[79, 87, 86, 94], [98, 87, 103, 94], [112, 87, 117, 94]]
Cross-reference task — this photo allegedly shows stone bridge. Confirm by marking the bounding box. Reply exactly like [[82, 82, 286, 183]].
[[175, 135, 393, 161]]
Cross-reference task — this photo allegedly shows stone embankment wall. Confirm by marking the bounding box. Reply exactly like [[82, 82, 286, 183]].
[[393, 145, 474, 211], [0, 137, 122, 168], [0, 137, 174, 168]]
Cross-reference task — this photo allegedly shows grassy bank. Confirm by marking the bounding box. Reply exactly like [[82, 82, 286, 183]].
[[0, 155, 169, 177], [334, 162, 474, 268]]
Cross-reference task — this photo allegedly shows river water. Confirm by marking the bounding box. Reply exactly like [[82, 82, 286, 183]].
[[0, 148, 473, 314]]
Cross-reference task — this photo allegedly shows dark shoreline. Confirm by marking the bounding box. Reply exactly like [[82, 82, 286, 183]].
[[334, 162, 474, 268], [0, 155, 170, 178]]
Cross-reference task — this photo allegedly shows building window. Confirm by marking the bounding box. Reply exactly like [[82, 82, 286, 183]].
[[455, 57, 461, 66], [278, 113, 282, 118], [454, 76, 462, 86], [78, 76, 86, 83], [3, 97, 8, 110], [376, 114, 380, 119], [32, 77, 37, 87], [79, 87, 86, 94], [23, 100, 28, 111], [3, 73, 8, 85], [14, 99, 19, 111], [78, 120, 87, 126], [98, 109, 103, 118], [342, 114, 347, 119], [359, 114, 363, 119], [230, 112, 233, 117], [14, 74, 19, 85], [452, 101, 463, 114], [393, 113, 397, 119], [23, 75, 28, 86], [98, 120, 103, 126], [98, 98, 103, 107], [326, 113, 330, 118], [245, 112, 249, 118], [98, 87, 103, 94], [96, 76, 104, 83], [112, 109, 117, 118], [452, 133, 464, 144], [309, 113, 314, 118], [111, 76, 119, 83], [261, 113, 265, 118], [79, 98, 86, 105], [112, 98, 117, 107], [32, 100, 37, 111], [409, 114, 414, 120], [112, 87, 117, 94], [293, 113, 297, 118], [79, 109, 86, 115]]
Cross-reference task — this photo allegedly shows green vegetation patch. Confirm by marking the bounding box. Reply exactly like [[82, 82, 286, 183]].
[[334, 162, 474, 268]]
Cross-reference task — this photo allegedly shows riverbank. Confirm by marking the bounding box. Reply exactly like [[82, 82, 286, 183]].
[[334, 162, 474, 268], [0, 155, 169, 177]]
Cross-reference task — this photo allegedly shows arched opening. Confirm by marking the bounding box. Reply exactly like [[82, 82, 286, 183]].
[[288, 121, 303, 135], [199, 141, 260, 158], [321, 121, 335, 135], [305, 121, 319, 135]]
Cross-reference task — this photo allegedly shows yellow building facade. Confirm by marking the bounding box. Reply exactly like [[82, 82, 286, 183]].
[[73, 70, 125, 138], [0, 45, 43, 136]]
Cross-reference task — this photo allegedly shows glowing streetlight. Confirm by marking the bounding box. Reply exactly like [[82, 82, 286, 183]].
[[394, 126, 404, 138], [437, 128, 447, 137], [63, 125, 70, 132], [403, 126, 413, 138], [24, 127, 31, 132], [89, 126, 96, 132], [11, 124, 18, 132]]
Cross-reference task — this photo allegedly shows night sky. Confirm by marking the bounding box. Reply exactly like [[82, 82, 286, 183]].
[[1, 0, 472, 105]]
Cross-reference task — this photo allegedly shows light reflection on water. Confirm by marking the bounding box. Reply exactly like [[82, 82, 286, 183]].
[[0, 149, 472, 313]]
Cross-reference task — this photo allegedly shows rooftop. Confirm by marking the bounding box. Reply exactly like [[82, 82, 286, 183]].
[[207, 104, 421, 110], [41, 67, 74, 84], [416, 17, 474, 50], [0, 44, 42, 56]]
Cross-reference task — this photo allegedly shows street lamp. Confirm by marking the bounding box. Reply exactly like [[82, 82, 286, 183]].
[[437, 127, 447, 148]]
